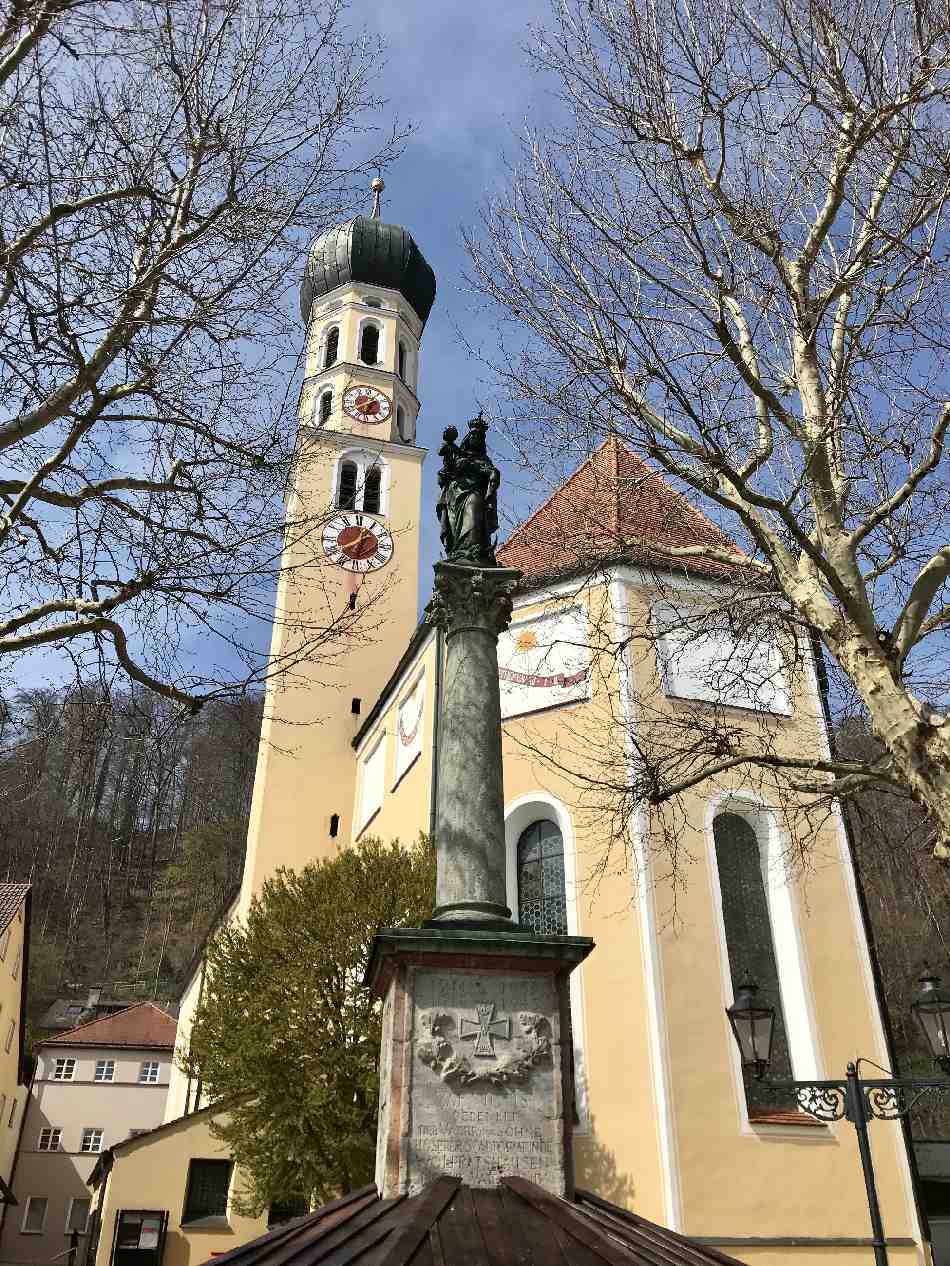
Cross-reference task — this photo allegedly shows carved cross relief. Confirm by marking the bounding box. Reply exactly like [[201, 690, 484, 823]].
[[459, 1002, 511, 1058]]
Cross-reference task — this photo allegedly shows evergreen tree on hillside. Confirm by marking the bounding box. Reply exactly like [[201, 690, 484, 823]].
[[185, 836, 436, 1211]]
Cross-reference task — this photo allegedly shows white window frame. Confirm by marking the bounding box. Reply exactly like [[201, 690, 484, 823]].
[[12, 945, 20, 979], [38, 1126, 61, 1152], [21, 1196, 48, 1235], [65, 1198, 91, 1235], [79, 1127, 104, 1154], [705, 792, 821, 1133], [503, 794, 590, 1132], [94, 1059, 115, 1082], [138, 1060, 160, 1084], [5, 1019, 14, 1053], [358, 734, 386, 833], [52, 1057, 76, 1081], [8, 1098, 16, 1128], [332, 449, 390, 516]]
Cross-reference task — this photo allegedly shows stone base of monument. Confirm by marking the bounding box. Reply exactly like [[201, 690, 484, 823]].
[[366, 926, 594, 1200]]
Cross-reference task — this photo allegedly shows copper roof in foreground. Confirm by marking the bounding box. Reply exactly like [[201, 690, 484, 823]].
[[200, 1176, 746, 1266]]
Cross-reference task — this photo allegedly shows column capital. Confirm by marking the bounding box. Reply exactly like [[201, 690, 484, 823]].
[[426, 562, 522, 641]]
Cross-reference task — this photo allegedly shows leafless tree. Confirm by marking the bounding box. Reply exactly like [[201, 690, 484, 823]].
[[0, 0, 397, 711], [468, 0, 950, 853]]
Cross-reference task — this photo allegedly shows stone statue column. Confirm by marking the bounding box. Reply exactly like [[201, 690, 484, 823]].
[[427, 561, 521, 924]]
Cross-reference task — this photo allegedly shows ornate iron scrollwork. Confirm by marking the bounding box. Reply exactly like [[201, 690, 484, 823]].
[[795, 1084, 847, 1121]]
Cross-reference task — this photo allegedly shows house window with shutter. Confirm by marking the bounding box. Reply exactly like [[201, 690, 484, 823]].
[[183, 1159, 231, 1223]]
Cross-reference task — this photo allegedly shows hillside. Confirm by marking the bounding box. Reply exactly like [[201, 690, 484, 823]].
[[0, 686, 262, 1026]]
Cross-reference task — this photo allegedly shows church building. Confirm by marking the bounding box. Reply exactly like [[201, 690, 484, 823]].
[[89, 192, 926, 1266]]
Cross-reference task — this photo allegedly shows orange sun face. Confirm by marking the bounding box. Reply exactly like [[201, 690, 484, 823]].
[[515, 629, 539, 652]]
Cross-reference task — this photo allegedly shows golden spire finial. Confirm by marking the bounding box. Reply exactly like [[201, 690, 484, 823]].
[[370, 176, 384, 219]]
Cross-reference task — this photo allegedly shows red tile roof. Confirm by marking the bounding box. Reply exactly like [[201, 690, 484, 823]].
[[0, 884, 29, 935], [497, 435, 743, 583], [39, 1000, 177, 1050]]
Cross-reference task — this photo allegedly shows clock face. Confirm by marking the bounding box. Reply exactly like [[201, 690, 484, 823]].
[[342, 384, 392, 425], [321, 512, 394, 573]]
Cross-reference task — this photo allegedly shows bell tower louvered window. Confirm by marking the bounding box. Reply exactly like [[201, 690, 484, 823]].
[[360, 324, 380, 365], [713, 812, 796, 1112], [363, 467, 382, 514], [517, 820, 567, 935], [324, 326, 339, 369], [337, 461, 358, 511]]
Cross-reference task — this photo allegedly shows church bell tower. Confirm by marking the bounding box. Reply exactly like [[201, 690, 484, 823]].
[[236, 180, 437, 912]]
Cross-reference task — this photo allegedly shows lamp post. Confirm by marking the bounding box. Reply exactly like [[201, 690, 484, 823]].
[[726, 971, 950, 1266]]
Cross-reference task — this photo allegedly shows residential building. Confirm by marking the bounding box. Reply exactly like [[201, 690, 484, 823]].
[[102, 195, 926, 1264], [1, 1003, 175, 1264], [0, 885, 31, 1199]]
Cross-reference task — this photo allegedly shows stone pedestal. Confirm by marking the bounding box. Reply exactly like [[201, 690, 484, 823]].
[[426, 563, 521, 925], [367, 927, 593, 1198]]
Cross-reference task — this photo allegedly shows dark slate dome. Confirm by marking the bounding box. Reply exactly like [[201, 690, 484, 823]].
[[300, 215, 437, 329]]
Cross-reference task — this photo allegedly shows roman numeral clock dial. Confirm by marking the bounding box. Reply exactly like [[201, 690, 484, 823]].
[[321, 512, 394, 573]]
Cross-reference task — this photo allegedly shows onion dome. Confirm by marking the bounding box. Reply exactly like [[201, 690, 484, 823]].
[[300, 180, 436, 329]]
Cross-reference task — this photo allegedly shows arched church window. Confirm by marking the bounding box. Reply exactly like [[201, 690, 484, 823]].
[[363, 466, 382, 515], [363, 296, 382, 308], [517, 820, 567, 935], [396, 406, 406, 441], [337, 461, 358, 511], [398, 341, 407, 379], [713, 812, 796, 1112], [318, 390, 332, 425], [324, 326, 339, 369], [360, 323, 380, 365]]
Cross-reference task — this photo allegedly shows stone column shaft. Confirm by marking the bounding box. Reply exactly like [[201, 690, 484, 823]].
[[427, 562, 521, 924]]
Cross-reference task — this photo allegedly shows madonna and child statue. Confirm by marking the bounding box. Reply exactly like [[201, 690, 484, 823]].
[[436, 414, 500, 567]]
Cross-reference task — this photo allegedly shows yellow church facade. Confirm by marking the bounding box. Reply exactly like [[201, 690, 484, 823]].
[[94, 200, 927, 1266]]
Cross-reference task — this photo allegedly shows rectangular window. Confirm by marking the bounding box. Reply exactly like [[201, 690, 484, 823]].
[[38, 1127, 62, 1152], [66, 1198, 91, 1235], [5, 1019, 15, 1053], [182, 1159, 231, 1223], [52, 1057, 76, 1081], [12, 945, 21, 980], [138, 1061, 160, 1084], [8, 1098, 16, 1128], [22, 1196, 47, 1234], [653, 601, 792, 715], [79, 1127, 104, 1154], [358, 736, 386, 830], [0, 928, 11, 960], [94, 1059, 115, 1082]]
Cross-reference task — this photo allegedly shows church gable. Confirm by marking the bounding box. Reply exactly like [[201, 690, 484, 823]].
[[497, 435, 742, 583]]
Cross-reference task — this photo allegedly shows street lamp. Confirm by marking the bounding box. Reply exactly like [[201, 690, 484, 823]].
[[911, 971, 950, 1075], [724, 975, 774, 1080], [726, 973, 950, 1266]]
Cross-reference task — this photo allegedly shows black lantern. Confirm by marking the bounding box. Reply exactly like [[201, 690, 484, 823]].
[[911, 971, 950, 1076], [725, 975, 775, 1080]]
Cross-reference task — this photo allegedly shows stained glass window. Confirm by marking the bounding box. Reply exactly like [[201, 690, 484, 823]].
[[517, 820, 567, 935], [713, 813, 796, 1113]]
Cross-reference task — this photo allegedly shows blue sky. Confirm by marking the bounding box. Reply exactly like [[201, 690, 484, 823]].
[[349, 0, 554, 601]]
